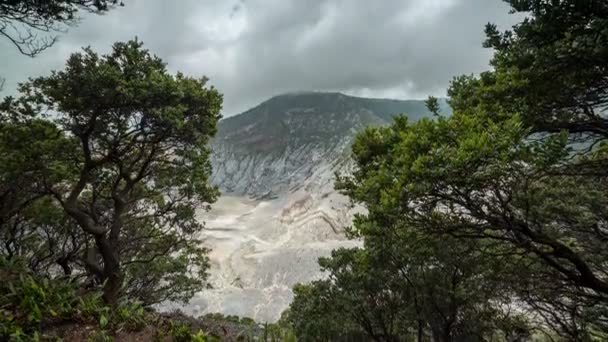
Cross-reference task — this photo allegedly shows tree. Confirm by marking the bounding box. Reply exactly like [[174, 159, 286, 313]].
[[0, 0, 123, 57], [1, 196, 85, 277], [289, 243, 531, 341], [317, 248, 408, 342], [288, 280, 367, 342], [4, 39, 222, 305], [448, 0, 608, 313], [288, 203, 531, 341], [289, 1, 608, 339], [0, 116, 83, 275], [451, 0, 608, 138], [0, 118, 62, 222], [361, 1, 608, 337], [339, 108, 608, 338]]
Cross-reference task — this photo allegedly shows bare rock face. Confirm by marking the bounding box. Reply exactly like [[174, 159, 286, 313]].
[[210, 91, 436, 197], [177, 92, 442, 322]]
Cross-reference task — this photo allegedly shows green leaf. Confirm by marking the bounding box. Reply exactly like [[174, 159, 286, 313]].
[[100, 314, 109, 329]]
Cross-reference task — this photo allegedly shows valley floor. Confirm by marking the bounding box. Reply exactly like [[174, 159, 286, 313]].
[[163, 194, 360, 322]]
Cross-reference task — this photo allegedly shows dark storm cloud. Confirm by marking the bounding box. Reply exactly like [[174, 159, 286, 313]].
[[0, 0, 519, 116]]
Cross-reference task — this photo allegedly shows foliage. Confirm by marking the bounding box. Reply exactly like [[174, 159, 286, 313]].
[[0, 256, 81, 340], [0, 0, 124, 57], [445, 0, 608, 337], [0, 255, 148, 341], [288, 234, 531, 341], [168, 319, 234, 342], [2, 39, 222, 305], [0, 36, 222, 340], [0, 118, 78, 275], [288, 1, 608, 340], [484, 0, 607, 137], [288, 280, 366, 341], [262, 320, 297, 342], [335, 103, 608, 339], [170, 321, 200, 342]]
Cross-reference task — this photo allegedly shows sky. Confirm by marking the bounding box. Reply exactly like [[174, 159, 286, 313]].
[[0, 0, 520, 117]]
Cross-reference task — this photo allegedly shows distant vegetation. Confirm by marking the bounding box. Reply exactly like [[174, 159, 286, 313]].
[[1, 0, 607, 341]]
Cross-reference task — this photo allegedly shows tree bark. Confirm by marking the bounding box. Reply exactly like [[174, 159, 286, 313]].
[[96, 235, 123, 305], [417, 320, 424, 342]]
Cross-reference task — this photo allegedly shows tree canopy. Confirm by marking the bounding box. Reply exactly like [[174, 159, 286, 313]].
[[287, 0, 608, 340], [1, 39, 222, 305]]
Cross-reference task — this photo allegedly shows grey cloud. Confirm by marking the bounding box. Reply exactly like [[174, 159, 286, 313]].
[[0, 0, 520, 116]]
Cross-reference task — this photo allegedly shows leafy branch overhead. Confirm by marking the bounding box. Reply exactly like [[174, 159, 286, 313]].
[[0, 0, 124, 57]]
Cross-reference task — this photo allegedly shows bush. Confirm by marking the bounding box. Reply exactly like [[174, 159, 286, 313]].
[[0, 256, 84, 340], [0, 256, 150, 341], [170, 321, 218, 342]]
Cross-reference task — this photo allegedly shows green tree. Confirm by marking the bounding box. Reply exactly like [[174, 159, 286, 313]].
[[448, 0, 608, 321], [316, 248, 407, 341], [288, 280, 365, 341], [288, 221, 530, 341], [341, 108, 608, 338], [451, 0, 608, 137], [4, 39, 222, 305], [0, 117, 84, 276], [398, 1, 608, 337], [293, 1, 608, 340]]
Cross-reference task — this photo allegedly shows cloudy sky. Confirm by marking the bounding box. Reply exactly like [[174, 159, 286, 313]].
[[0, 0, 519, 117]]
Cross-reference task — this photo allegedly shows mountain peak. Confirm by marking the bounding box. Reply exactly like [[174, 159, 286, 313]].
[[273, 91, 347, 97], [230, 91, 449, 122], [211, 92, 448, 196], [249, 91, 354, 115]]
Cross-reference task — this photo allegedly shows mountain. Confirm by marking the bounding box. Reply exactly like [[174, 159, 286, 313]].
[[177, 92, 448, 322], [211, 91, 445, 197]]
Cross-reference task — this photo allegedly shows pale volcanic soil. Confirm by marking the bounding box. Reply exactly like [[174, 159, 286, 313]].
[[167, 192, 360, 322]]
